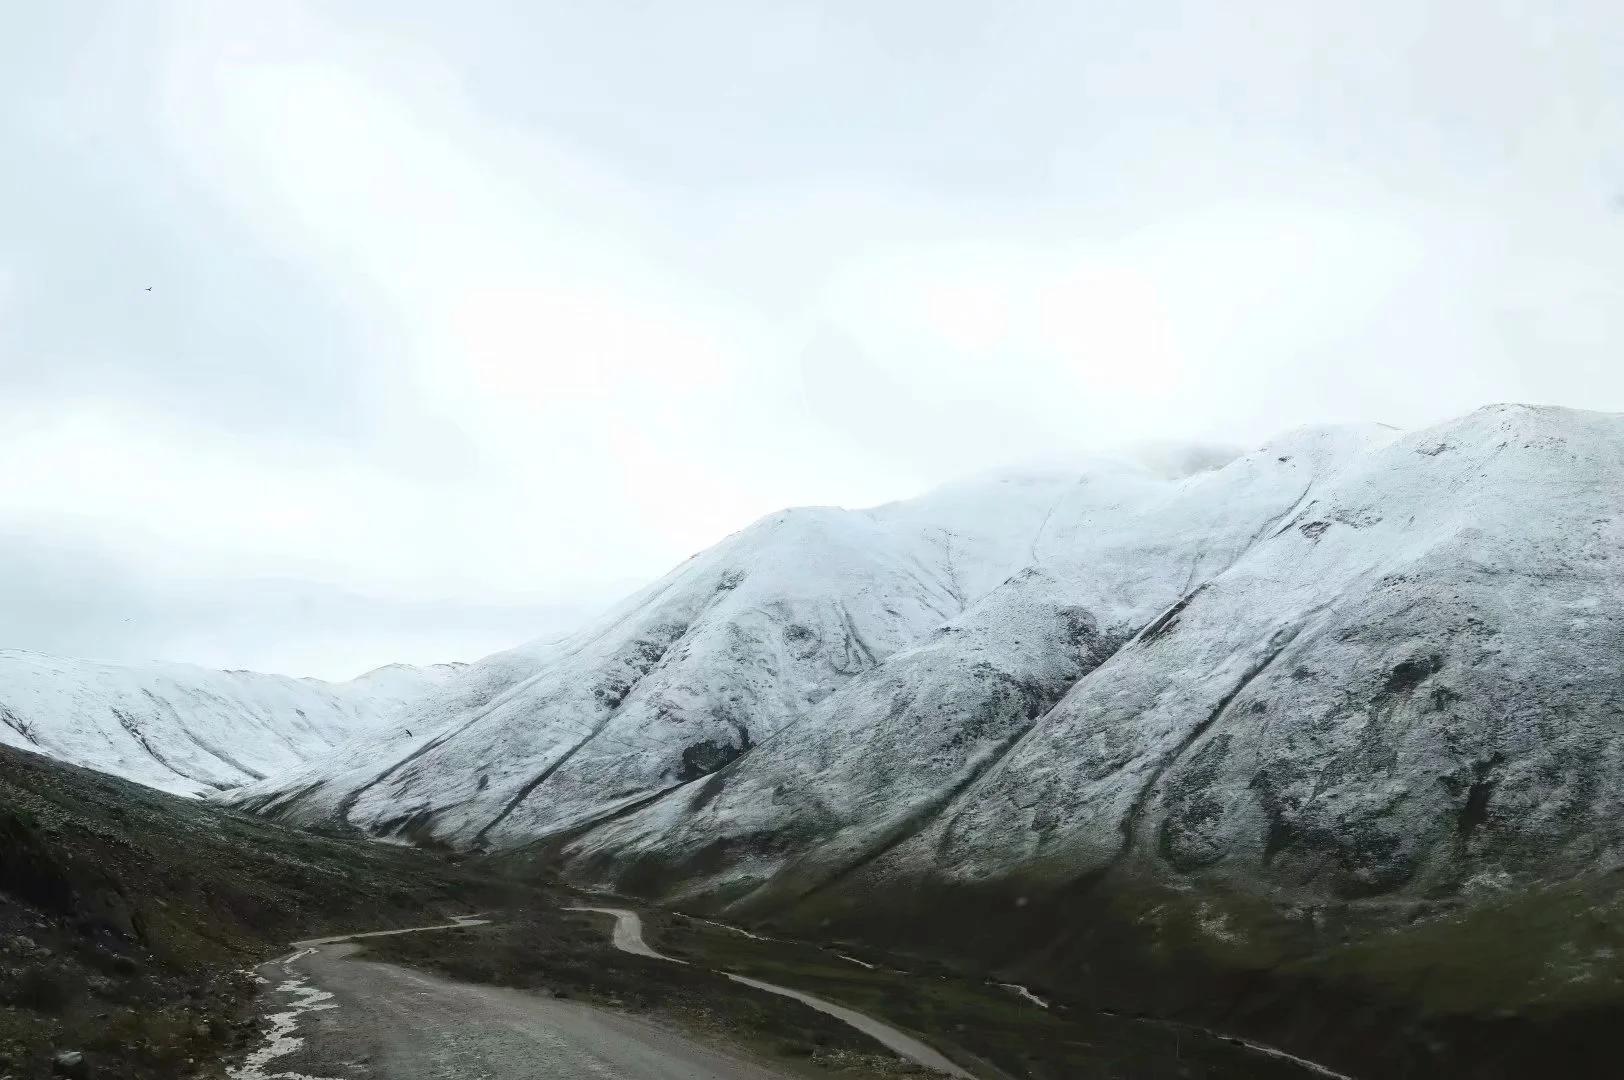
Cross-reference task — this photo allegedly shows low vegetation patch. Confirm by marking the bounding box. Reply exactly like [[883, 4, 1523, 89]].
[[364, 899, 1308, 1079], [649, 909, 1309, 1080], [0, 745, 537, 1080]]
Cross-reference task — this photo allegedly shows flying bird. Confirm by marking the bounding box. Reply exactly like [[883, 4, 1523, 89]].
[[145, 286, 152, 292]]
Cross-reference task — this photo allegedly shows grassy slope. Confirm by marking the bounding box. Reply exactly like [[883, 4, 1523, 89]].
[[649, 909, 1313, 1080], [364, 896, 1316, 1080], [731, 865, 1624, 1080], [0, 744, 537, 1080]]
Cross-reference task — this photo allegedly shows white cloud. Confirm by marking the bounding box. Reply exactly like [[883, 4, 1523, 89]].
[[3, 0, 1623, 675]]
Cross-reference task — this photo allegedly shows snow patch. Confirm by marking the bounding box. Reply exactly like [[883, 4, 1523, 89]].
[[996, 982, 1050, 1008], [228, 970, 339, 1080]]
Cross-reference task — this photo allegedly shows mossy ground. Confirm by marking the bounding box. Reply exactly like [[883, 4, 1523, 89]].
[[748, 864, 1624, 1079], [652, 908, 1317, 1080]]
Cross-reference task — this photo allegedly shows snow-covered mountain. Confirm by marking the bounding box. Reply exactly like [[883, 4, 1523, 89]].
[[222, 465, 1136, 843], [23, 402, 1616, 1080], [224, 405, 1624, 946], [559, 404, 1624, 923], [222, 421, 1397, 850], [0, 652, 461, 796]]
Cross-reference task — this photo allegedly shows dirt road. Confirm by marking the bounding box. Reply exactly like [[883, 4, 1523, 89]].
[[572, 905, 973, 1079], [563, 905, 685, 962], [231, 924, 799, 1080]]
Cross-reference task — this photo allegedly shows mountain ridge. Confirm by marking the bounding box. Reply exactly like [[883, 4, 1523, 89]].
[[0, 649, 461, 796], [221, 419, 1403, 854]]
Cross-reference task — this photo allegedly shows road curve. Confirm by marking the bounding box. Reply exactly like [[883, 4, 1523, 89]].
[[725, 973, 972, 1079], [233, 921, 795, 1080], [572, 905, 972, 1079], [563, 905, 685, 962], [574, 907, 1356, 1080]]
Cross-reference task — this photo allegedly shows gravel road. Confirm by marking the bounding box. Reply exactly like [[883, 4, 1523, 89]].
[[232, 929, 798, 1080], [572, 905, 973, 1078]]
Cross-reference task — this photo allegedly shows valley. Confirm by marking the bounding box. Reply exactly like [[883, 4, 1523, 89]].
[[0, 742, 1328, 1079], [3, 404, 1623, 1077]]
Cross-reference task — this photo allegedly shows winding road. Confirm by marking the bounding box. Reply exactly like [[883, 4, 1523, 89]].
[[571, 906, 973, 1079], [230, 918, 805, 1080], [576, 909, 1354, 1080], [231, 907, 1351, 1080], [563, 905, 686, 962]]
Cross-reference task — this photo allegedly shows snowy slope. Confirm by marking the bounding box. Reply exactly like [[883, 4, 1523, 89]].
[[920, 404, 1624, 898], [560, 405, 1624, 920], [0, 651, 460, 796], [221, 463, 1215, 845], [223, 404, 1624, 937], [557, 422, 1400, 898], [223, 432, 1396, 851]]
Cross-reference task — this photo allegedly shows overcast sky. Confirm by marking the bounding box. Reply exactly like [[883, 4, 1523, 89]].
[[3, 2, 1622, 679]]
